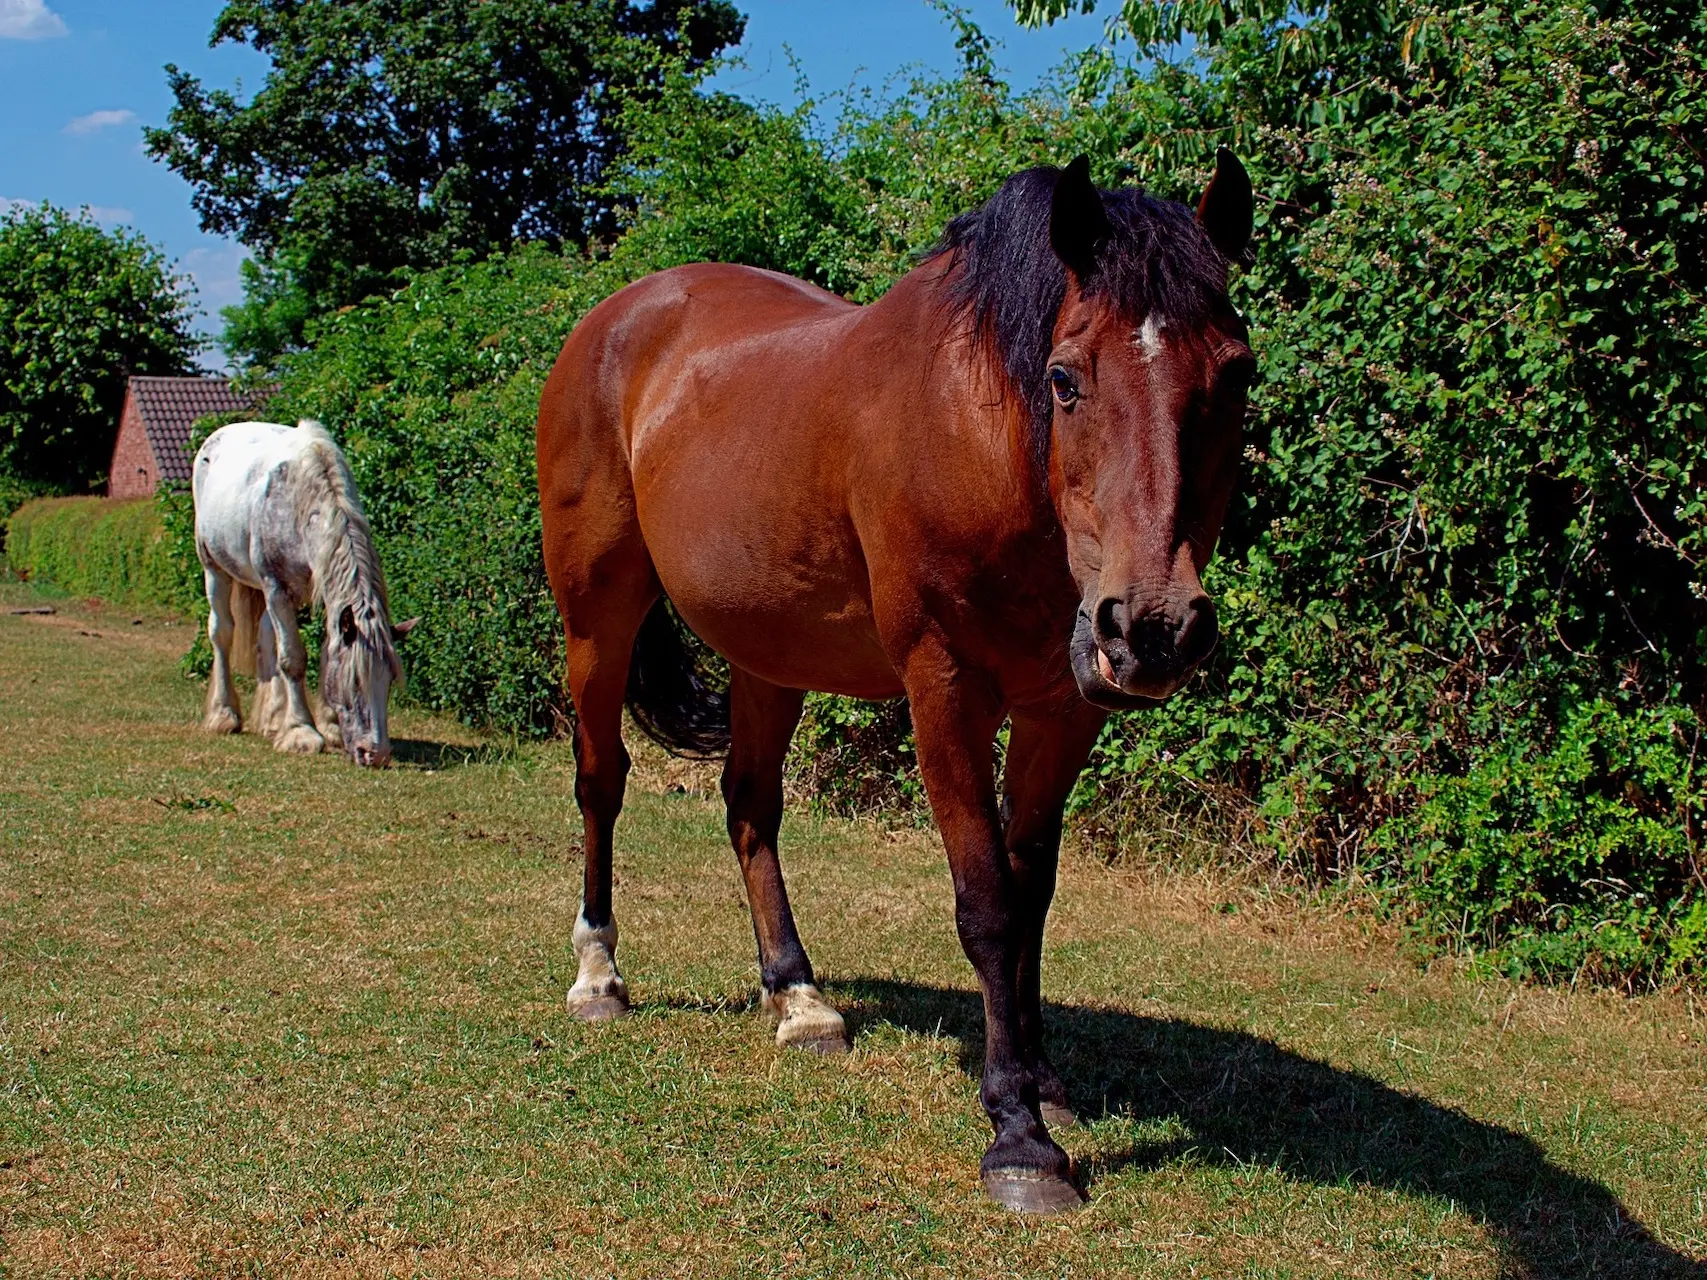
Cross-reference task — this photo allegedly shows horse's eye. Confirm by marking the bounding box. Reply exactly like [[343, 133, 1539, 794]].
[[1050, 367, 1079, 407]]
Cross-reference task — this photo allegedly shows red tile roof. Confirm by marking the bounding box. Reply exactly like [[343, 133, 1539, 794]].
[[130, 376, 271, 483]]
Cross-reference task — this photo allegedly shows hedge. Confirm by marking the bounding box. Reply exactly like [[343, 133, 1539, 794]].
[[6, 496, 188, 611]]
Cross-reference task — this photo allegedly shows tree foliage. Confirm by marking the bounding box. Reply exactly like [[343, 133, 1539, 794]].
[[0, 205, 200, 491], [147, 0, 744, 365]]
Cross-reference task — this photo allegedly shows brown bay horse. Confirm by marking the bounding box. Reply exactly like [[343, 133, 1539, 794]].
[[537, 153, 1255, 1213]]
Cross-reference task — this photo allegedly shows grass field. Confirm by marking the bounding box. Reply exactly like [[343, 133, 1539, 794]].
[[2, 578, 1704, 1278]]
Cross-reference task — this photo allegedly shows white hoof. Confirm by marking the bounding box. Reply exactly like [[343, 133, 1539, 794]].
[[315, 705, 343, 748], [203, 705, 241, 735], [566, 913, 629, 1020], [275, 724, 325, 755], [765, 983, 849, 1054]]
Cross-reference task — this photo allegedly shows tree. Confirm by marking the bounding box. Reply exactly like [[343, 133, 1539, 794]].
[[0, 205, 201, 491], [146, 0, 745, 365]]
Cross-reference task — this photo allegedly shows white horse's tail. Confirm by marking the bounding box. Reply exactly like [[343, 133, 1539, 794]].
[[230, 584, 265, 676]]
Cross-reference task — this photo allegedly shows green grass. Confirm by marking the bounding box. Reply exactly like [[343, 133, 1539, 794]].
[[1, 578, 1704, 1278]]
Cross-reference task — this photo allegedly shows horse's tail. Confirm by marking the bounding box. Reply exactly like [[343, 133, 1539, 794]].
[[229, 584, 265, 677], [624, 598, 731, 758]]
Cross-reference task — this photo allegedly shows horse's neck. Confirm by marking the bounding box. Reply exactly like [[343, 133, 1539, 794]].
[[885, 267, 1059, 532], [305, 494, 379, 614]]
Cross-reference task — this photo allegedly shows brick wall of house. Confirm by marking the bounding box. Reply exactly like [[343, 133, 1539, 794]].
[[107, 395, 156, 499]]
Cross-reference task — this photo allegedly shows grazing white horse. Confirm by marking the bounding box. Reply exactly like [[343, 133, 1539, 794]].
[[193, 420, 416, 767]]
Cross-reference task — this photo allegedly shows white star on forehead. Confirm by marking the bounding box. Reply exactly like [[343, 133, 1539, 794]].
[[1134, 316, 1167, 359]]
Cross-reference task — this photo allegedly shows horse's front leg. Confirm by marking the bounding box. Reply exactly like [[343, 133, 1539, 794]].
[[263, 584, 324, 755], [905, 653, 1083, 1214], [201, 566, 242, 734], [1001, 703, 1107, 1130]]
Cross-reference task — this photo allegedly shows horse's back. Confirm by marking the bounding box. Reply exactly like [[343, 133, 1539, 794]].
[[540, 263, 854, 451], [537, 262, 857, 547]]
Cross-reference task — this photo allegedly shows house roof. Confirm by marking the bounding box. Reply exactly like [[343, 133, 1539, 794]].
[[130, 376, 270, 483]]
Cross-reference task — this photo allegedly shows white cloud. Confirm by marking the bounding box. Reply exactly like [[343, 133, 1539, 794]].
[[0, 0, 68, 40], [182, 243, 248, 314], [182, 243, 249, 373], [0, 195, 36, 216], [65, 109, 137, 136]]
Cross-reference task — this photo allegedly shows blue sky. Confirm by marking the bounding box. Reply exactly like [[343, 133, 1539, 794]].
[[0, 1, 1109, 364]]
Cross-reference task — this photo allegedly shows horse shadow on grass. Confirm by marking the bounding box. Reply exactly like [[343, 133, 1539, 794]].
[[388, 737, 517, 770], [840, 978, 1704, 1280]]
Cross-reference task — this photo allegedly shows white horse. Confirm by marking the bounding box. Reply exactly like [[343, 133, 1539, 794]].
[[192, 420, 417, 767]]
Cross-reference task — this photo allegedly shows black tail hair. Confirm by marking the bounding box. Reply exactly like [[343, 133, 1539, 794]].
[[625, 598, 731, 758]]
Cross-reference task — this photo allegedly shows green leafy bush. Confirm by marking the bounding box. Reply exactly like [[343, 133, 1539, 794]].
[[6, 497, 184, 609], [1371, 701, 1706, 981]]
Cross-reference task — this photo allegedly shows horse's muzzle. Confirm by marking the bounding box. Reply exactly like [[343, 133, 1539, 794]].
[[351, 742, 392, 768], [1069, 596, 1215, 709]]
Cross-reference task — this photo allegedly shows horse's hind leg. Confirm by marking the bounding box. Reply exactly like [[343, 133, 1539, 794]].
[[202, 566, 243, 734], [249, 594, 285, 740], [558, 575, 655, 1022], [724, 669, 848, 1054]]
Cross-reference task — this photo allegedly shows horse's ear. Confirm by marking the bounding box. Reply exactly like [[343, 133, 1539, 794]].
[[339, 604, 358, 645], [392, 616, 421, 640], [1197, 147, 1254, 263], [1049, 154, 1110, 280]]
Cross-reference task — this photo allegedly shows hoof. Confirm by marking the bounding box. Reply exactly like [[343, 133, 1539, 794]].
[[203, 707, 241, 735], [275, 725, 324, 755], [567, 993, 629, 1022], [1040, 1100, 1078, 1129], [767, 984, 850, 1055], [982, 1168, 1086, 1214]]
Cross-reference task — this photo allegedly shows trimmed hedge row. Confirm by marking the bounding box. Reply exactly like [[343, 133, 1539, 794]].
[[5, 496, 188, 610]]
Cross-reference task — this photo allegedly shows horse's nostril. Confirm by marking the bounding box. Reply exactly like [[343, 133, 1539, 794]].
[[1094, 596, 1126, 647], [1175, 597, 1217, 667]]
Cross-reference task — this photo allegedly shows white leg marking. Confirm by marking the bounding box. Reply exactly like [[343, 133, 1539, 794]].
[[565, 911, 629, 1019], [764, 982, 849, 1053], [202, 568, 242, 734]]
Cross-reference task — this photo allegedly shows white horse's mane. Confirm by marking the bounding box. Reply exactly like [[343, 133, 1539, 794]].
[[292, 421, 399, 688]]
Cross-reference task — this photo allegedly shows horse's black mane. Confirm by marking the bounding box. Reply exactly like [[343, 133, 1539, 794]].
[[925, 165, 1231, 460]]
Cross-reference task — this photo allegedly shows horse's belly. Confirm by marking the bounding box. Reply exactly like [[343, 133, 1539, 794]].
[[638, 500, 901, 700], [680, 591, 902, 700]]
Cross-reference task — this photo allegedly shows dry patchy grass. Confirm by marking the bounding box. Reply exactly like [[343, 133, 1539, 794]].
[[1, 579, 1704, 1278]]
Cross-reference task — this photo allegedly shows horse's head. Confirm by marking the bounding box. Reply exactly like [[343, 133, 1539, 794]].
[[1044, 152, 1255, 707], [320, 606, 418, 767]]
